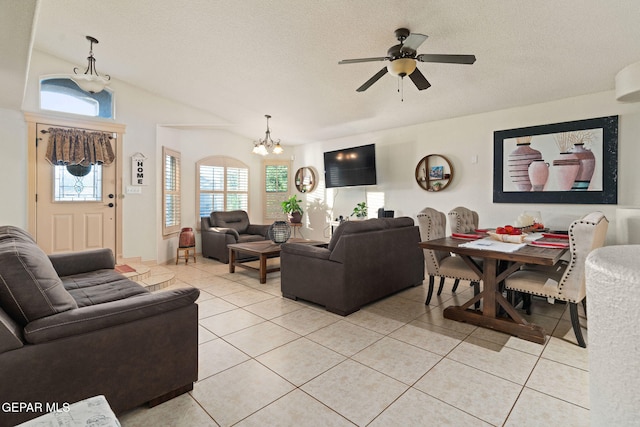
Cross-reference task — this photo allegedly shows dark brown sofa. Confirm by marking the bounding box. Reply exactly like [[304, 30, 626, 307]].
[[201, 210, 270, 263], [280, 217, 424, 315], [0, 226, 199, 426]]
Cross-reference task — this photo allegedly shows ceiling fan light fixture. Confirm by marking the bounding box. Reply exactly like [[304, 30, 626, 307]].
[[71, 36, 111, 94], [387, 58, 417, 77]]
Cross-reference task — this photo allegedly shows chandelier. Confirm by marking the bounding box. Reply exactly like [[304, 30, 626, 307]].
[[252, 115, 283, 155], [71, 36, 111, 94]]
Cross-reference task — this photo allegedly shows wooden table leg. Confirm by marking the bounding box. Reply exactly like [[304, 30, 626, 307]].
[[229, 248, 236, 273], [482, 259, 498, 317], [443, 256, 546, 344], [259, 254, 267, 284]]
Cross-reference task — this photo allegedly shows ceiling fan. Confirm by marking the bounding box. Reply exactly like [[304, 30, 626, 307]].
[[339, 28, 476, 93]]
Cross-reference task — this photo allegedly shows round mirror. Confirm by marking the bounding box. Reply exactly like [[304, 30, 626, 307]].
[[295, 167, 317, 193]]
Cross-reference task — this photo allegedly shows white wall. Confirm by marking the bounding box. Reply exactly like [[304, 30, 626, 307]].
[[155, 127, 268, 263], [0, 107, 28, 227], [292, 90, 640, 243], [2, 49, 639, 262], [15, 51, 263, 262]]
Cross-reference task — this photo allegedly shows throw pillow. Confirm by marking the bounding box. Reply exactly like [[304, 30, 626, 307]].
[[0, 237, 77, 326]]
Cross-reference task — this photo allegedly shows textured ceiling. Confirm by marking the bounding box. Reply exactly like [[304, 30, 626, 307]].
[[23, 0, 640, 143]]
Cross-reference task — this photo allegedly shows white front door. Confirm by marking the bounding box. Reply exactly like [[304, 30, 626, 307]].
[[35, 124, 117, 254]]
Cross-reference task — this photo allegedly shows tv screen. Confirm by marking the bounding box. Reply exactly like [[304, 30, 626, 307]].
[[324, 144, 377, 188]]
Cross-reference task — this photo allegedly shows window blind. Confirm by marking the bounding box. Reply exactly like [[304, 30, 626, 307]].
[[163, 147, 181, 235], [196, 156, 250, 225]]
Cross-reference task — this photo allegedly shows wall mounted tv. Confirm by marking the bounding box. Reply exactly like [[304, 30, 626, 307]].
[[324, 144, 377, 188]]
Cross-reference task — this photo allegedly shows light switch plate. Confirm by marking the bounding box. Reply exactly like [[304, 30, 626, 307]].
[[126, 186, 142, 194]]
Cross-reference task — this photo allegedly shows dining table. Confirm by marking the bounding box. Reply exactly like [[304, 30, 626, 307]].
[[419, 235, 568, 344]]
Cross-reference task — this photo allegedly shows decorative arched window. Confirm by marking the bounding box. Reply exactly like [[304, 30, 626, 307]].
[[40, 77, 114, 119]]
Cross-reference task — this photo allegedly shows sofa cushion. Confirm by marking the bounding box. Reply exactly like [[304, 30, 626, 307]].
[[210, 210, 250, 234], [0, 236, 77, 326], [328, 219, 388, 251], [49, 248, 115, 277], [380, 217, 415, 229], [24, 287, 200, 344], [0, 226, 36, 243], [237, 234, 266, 244], [61, 269, 149, 307]]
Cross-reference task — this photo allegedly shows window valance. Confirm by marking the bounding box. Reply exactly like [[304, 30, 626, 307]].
[[44, 127, 115, 166]]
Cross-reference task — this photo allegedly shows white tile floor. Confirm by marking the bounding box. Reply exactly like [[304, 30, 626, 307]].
[[119, 258, 589, 427]]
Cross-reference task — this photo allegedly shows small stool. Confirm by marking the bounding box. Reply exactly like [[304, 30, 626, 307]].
[[289, 222, 304, 238], [176, 246, 196, 264]]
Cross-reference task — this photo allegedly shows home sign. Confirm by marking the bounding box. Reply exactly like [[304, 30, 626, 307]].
[[131, 152, 148, 186]]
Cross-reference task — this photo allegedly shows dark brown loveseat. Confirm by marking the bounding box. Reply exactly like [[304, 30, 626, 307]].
[[280, 217, 425, 315], [0, 226, 199, 426], [201, 210, 270, 263]]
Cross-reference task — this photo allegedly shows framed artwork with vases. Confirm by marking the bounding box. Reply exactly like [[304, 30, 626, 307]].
[[493, 115, 618, 204]]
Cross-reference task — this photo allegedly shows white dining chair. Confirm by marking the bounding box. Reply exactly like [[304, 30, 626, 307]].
[[448, 206, 479, 234], [448, 206, 481, 292], [504, 211, 609, 347], [417, 207, 481, 306]]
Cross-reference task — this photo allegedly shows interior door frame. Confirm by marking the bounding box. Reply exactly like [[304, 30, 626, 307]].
[[24, 111, 126, 259]]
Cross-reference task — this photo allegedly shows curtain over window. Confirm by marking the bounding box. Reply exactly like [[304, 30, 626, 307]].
[[44, 127, 115, 166]]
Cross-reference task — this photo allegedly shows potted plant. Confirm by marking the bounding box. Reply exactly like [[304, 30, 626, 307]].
[[281, 195, 303, 223], [351, 202, 368, 219]]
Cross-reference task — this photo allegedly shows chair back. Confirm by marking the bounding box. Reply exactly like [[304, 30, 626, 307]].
[[417, 208, 448, 275], [210, 210, 250, 234], [448, 206, 479, 234], [559, 211, 609, 302]]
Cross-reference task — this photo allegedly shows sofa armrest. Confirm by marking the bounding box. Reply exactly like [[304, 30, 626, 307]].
[[246, 224, 270, 238], [209, 227, 240, 240], [281, 243, 331, 260], [0, 307, 23, 354], [49, 248, 115, 277], [23, 287, 200, 344]]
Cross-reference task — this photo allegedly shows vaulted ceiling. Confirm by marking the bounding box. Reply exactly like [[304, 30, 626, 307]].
[[4, 1, 640, 144]]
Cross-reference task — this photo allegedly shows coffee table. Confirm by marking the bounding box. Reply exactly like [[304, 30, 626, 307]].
[[228, 238, 326, 283]]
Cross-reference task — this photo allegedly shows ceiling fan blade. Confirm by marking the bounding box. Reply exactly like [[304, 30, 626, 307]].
[[416, 54, 476, 64], [409, 68, 431, 91], [401, 33, 428, 53], [356, 67, 388, 92], [339, 57, 389, 65]]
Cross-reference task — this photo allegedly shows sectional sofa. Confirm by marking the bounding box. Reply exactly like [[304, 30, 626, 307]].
[[0, 226, 199, 426]]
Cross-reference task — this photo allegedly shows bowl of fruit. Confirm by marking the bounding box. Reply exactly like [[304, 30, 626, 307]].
[[488, 225, 527, 243]]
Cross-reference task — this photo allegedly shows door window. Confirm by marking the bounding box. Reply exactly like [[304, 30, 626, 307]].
[[53, 164, 103, 202]]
